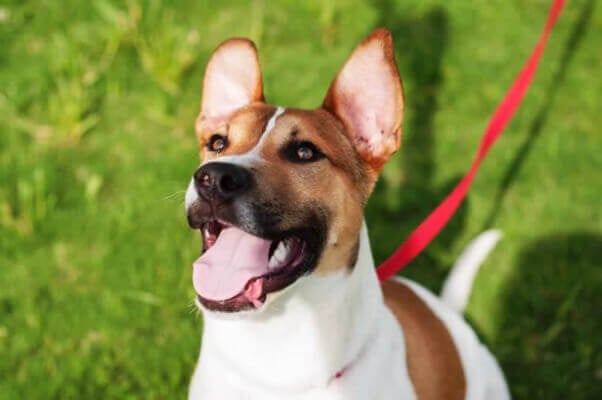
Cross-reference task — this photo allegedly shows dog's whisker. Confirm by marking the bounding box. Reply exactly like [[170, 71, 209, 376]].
[[162, 190, 186, 201]]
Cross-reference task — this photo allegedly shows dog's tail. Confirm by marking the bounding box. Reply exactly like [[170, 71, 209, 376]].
[[440, 230, 502, 314]]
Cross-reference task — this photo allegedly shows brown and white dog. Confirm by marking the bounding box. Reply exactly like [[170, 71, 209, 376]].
[[184, 29, 510, 400]]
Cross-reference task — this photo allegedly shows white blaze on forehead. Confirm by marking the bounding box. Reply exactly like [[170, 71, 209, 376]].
[[254, 106, 286, 150], [261, 106, 286, 137], [209, 106, 286, 167]]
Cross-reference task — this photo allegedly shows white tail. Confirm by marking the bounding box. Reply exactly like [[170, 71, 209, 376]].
[[440, 230, 502, 313]]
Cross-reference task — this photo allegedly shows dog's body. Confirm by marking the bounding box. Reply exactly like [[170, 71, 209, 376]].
[[185, 30, 510, 399]]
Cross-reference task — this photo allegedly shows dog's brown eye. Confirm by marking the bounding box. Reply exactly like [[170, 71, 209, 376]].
[[282, 141, 324, 163], [297, 145, 314, 161], [208, 134, 228, 153]]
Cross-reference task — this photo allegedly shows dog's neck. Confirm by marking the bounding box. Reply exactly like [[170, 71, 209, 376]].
[[199, 222, 386, 392]]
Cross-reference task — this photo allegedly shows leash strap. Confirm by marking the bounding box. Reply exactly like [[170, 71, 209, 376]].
[[376, 0, 566, 282]]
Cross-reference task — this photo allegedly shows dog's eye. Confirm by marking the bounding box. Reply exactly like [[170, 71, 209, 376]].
[[297, 145, 314, 161], [283, 141, 325, 163], [207, 134, 228, 153]]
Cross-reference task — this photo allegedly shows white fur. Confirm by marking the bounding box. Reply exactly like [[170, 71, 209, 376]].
[[441, 229, 503, 313], [262, 107, 286, 137], [188, 224, 509, 399], [185, 177, 199, 210]]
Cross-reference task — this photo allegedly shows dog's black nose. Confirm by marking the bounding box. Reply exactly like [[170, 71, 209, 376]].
[[194, 162, 252, 202]]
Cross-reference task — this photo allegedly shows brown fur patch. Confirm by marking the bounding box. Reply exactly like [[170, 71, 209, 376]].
[[381, 279, 466, 400], [196, 103, 275, 159]]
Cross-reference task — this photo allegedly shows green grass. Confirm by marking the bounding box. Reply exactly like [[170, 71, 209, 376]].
[[1, 0, 601, 398]]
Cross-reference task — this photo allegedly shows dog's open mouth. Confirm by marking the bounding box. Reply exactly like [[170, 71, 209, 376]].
[[192, 220, 312, 311]]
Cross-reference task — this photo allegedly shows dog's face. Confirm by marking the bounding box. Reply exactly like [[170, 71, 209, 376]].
[[186, 29, 403, 313]]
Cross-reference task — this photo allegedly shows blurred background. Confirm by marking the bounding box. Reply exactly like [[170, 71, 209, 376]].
[[1, 0, 600, 398]]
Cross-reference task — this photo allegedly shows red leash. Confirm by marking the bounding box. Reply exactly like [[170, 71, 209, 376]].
[[376, 0, 566, 282]]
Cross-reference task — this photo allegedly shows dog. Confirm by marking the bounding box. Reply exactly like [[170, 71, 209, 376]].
[[184, 29, 510, 400]]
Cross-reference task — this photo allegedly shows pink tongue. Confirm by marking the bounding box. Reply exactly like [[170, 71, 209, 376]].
[[193, 227, 271, 301]]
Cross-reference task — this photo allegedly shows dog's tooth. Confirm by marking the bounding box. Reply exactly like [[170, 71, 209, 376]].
[[279, 242, 289, 254], [268, 256, 279, 270], [272, 251, 286, 264], [268, 241, 289, 269]]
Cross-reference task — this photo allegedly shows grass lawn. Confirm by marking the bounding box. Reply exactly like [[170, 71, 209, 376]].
[[1, 0, 601, 398]]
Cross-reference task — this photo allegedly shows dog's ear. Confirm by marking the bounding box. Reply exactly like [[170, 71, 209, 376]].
[[323, 29, 404, 173], [197, 38, 264, 133]]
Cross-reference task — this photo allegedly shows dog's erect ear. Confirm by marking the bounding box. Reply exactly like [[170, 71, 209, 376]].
[[197, 38, 264, 133], [323, 29, 404, 172]]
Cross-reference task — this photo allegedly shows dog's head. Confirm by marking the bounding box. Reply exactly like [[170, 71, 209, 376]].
[[186, 29, 403, 313]]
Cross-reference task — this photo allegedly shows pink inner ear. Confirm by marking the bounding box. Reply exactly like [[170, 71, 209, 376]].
[[201, 39, 263, 124], [324, 30, 403, 165]]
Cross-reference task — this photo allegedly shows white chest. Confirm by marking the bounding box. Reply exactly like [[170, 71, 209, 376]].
[[188, 306, 415, 400]]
